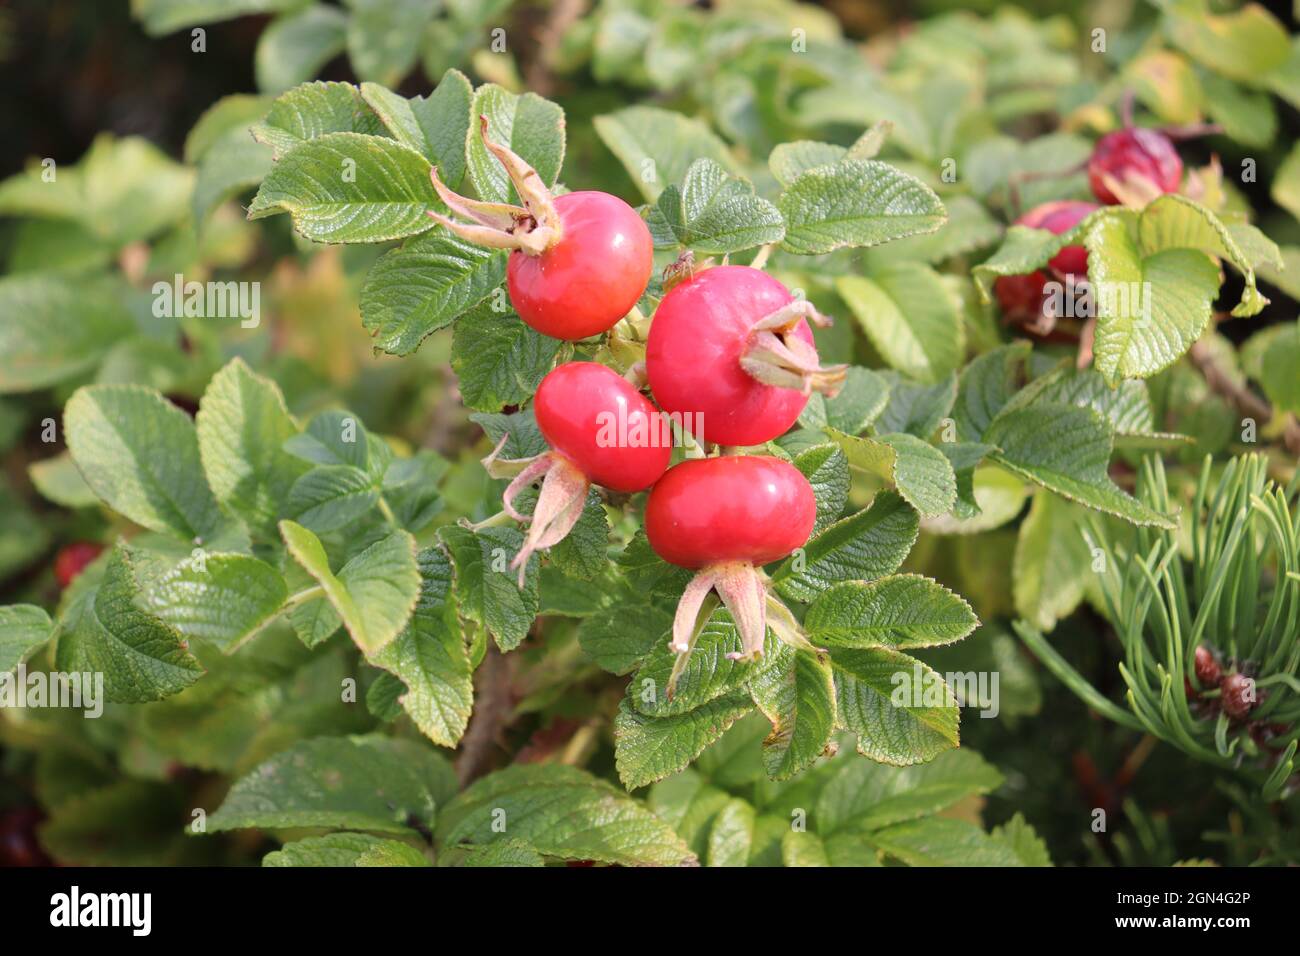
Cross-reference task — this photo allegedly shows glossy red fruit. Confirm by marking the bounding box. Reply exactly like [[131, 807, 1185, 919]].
[[507, 192, 653, 341], [647, 266, 843, 447], [645, 456, 815, 570], [54, 542, 103, 589], [1018, 200, 1097, 276], [492, 362, 670, 586], [1088, 127, 1182, 205], [533, 361, 671, 493]]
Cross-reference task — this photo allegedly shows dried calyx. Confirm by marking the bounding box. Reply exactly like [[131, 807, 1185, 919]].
[[479, 435, 589, 586], [670, 564, 824, 671], [740, 299, 848, 397], [427, 116, 562, 256]]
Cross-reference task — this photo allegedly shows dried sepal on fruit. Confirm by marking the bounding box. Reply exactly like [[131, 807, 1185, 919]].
[[645, 455, 816, 662]]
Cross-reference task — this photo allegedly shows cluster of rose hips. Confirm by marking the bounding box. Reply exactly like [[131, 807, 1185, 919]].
[[993, 120, 1188, 335], [434, 123, 845, 660]]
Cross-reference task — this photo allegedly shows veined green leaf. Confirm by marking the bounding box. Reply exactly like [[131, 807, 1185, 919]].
[[280, 521, 420, 654], [779, 159, 945, 256], [804, 575, 978, 650], [435, 763, 696, 865], [248, 132, 436, 243], [56, 546, 205, 703]]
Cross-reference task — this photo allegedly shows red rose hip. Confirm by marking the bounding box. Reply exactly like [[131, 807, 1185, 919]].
[[429, 118, 652, 341], [646, 265, 846, 447], [1088, 127, 1182, 206], [993, 200, 1097, 330], [54, 542, 103, 589], [646, 455, 815, 661], [506, 192, 653, 340], [486, 362, 670, 584]]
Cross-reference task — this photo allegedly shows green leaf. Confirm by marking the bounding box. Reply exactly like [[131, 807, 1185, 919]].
[[1003, 362, 1155, 437], [250, 82, 384, 160], [282, 409, 373, 470], [706, 797, 756, 867], [255, 6, 348, 95], [1165, 0, 1291, 85], [185, 94, 272, 163], [952, 342, 1032, 443], [0, 275, 135, 393], [815, 749, 1003, 833], [1012, 490, 1091, 632], [287, 465, 379, 532], [66, 385, 228, 541], [358, 82, 428, 155], [248, 132, 436, 243], [578, 599, 673, 675], [869, 817, 1025, 866], [436, 764, 696, 865], [990, 812, 1053, 866], [514, 487, 610, 581], [830, 646, 959, 766], [197, 358, 308, 539], [466, 84, 565, 205], [451, 304, 562, 412], [133, 0, 305, 35], [438, 524, 539, 652], [804, 576, 978, 650], [792, 443, 850, 535], [343, 0, 437, 85], [594, 105, 738, 203], [264, 832, 420, 867], [451, 841, 546, 867], [616, 529, 694, 596], [209, 735, 452, 834], [1256, 322, 1300, 415], [1135, 194, 1267, 318], [648, 158, 784, 254], [632, 609, 776, 717], [280, 521, 420, 654], [828, 429, 958, 518], [140, 552, 288, 652], [984, 403, 1174, 528], [874, 373, 957, 439], [798, 366, 891, 436], [469, 409, 548, 460], [0, 605, 52, 673], [772, 490, 919, 603], [410, 70, 473, 191], [749, 646, 837, 780], [56, 546, 205, 703], [0, 135, 192, 245], [369, 548, 472, 749], [837, 266, 964, 384], [779, 159, 945, 256], [769, 141, 847, 188], [191, 124, 274, 227], [781, 830, 831, 867], [864, 195, 1003, 267], [1085, 214, 1222, 385], [614, 694, 754, 790]]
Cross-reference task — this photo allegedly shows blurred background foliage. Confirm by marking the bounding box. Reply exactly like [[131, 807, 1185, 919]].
[[0, 0, 1297, 866]]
